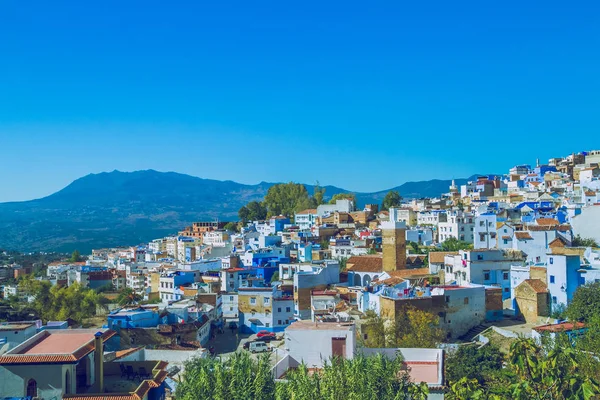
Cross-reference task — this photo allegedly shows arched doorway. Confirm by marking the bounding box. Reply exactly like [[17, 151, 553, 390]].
[[353, 273, 361, 286], [65, 370, 71, 394], [26, 379, 37, 397], [363, 274, 371, 286]]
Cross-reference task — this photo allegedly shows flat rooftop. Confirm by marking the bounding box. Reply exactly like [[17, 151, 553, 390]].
[[22, 332, 96, 355], [0, 323, 35, 331], [286, 320, 354, 331]]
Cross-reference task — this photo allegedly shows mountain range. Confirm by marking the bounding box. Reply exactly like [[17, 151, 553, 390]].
[[0, 170, 478, 253]]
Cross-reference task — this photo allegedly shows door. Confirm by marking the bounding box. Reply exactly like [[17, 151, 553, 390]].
[[331, 337, 346, 358]]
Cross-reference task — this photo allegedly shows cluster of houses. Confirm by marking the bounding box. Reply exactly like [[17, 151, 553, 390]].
[[1, 150, 599, 399]]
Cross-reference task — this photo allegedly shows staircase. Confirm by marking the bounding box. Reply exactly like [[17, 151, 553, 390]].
[[459, 324, 489, 342]]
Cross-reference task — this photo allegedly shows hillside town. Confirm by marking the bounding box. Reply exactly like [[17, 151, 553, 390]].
[[2, 150, 600, 399]]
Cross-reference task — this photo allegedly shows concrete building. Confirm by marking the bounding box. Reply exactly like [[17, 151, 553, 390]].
[[279, 261, 340, 320], [389, 207, 417, 226], [514, 279, 549, 323], [438, 211, 475, 244], [444, 249, 526, 300], [474, 213, 498, 249], [0, 322, 39, 353], [0, 329, 167, 400], [238, 287, 294, 333]]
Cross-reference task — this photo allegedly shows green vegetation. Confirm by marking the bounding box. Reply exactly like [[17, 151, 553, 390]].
[[447, 338, 600, 399], [70, 250, 84, 262], [565, 282, 600, 322], [446, 344, 504, 385], [238, 200, 268, 223], [361, 308, 444, 348], [223, 221, 239, 232], [441, 237, 473, 251], [313, 182, 326, 206], [381, 190, 402, 210], [18, 276, 105, 323], [270, 271, 280, 284], [328, 192, 356, 204], [572, 235, 599, 248], [176, 351, 429, 400], [116, 287, 142, 306]]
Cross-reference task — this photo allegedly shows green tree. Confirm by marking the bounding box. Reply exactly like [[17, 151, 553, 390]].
[[223, 221, 239, 232], [362, 307, 444, 349], [565, 282, 600, 322], [270, 271, 280, 284], [263, 183, 313, 217], [441, 237, 473, 251], [572, 235, 599, 248], [328, 192, 356, 205], [446, 344, 504, 385], [70, 250, 83, 262], [238, 201, 268, 223], [177, 351, 429, 400], [313, 182, 326, 206], [381, 190, 402, 211], [116, 288, 142, 306]]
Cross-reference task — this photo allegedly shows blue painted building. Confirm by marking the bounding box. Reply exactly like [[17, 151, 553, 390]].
[[107, 307, 161, 329]]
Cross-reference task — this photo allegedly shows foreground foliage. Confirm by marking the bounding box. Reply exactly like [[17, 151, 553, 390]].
[[176, 352, 429, 400], [447, 338, 600, 400]]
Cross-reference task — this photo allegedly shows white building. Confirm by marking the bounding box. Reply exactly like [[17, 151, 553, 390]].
[[444, 249, 525, 300], [474, 213, 497, 249], [438, 211, 474, 243]]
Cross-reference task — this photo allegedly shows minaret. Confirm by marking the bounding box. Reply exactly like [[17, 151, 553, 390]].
[[450, 179, 458, 194], [381, 208, 407, 271]]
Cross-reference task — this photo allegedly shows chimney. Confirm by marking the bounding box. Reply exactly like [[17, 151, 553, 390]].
[[93, 331, 104, 393]]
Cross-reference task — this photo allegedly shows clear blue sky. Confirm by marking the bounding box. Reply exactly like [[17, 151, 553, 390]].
[[1, 1, 599, 202]]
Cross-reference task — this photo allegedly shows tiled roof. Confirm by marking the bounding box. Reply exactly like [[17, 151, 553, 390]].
[[387, 268, 430, 278], [0, 330, 115, 365], [296, 209, 317, 215], [521, 279, 548, 293], [536, 218, 559, 226], [515, 232, 533, 240], [533, 321, 585, 333], [549, 237, 567, 248], [374, 276, 405, 286], [112, 347, 143, 360], [346, 256, 383, 272], [428, 252, 457, 264]]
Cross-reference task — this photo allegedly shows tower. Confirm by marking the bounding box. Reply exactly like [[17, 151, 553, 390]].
[[381, 209, 407, 272]]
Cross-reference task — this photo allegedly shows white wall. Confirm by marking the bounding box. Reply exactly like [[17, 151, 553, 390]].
[[285, 324, 355, 367]]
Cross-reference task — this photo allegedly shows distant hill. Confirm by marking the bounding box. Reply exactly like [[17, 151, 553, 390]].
[[0, 170, 478, 253]]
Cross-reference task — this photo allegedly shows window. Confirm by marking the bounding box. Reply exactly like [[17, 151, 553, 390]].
[[484, 271, 490, 281], [286, 307, 291, 312], [503, 272, 509, 280], [464, 297, 469, 305], [264, 298, 270, 305], [229, 296, 234, 301], [550, 275, 555, 284], [549, 257, 554, 265], [477, 254, 483, 260], [504, 288, 509, 293], [250, 297, 256, 305], [445, 296, 450, 303], [503, 239, 508, 245], [285, 320, 289, 324], [277, 307, 282, 312], [26, 379, 37, 397], [265, 323, 270, 327], [229, 307, 233, 311], [278, 320, 282, 325], [552, 296, 557, 304]]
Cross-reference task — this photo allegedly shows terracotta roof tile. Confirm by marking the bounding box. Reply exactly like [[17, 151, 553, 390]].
[[521, 279, 548, 293], [346, 256, 383, 272], [296, 209, 318, 215], [536, 218, 559, 226], [515, 232, 533, 240], [549, 237, 567, 248]]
